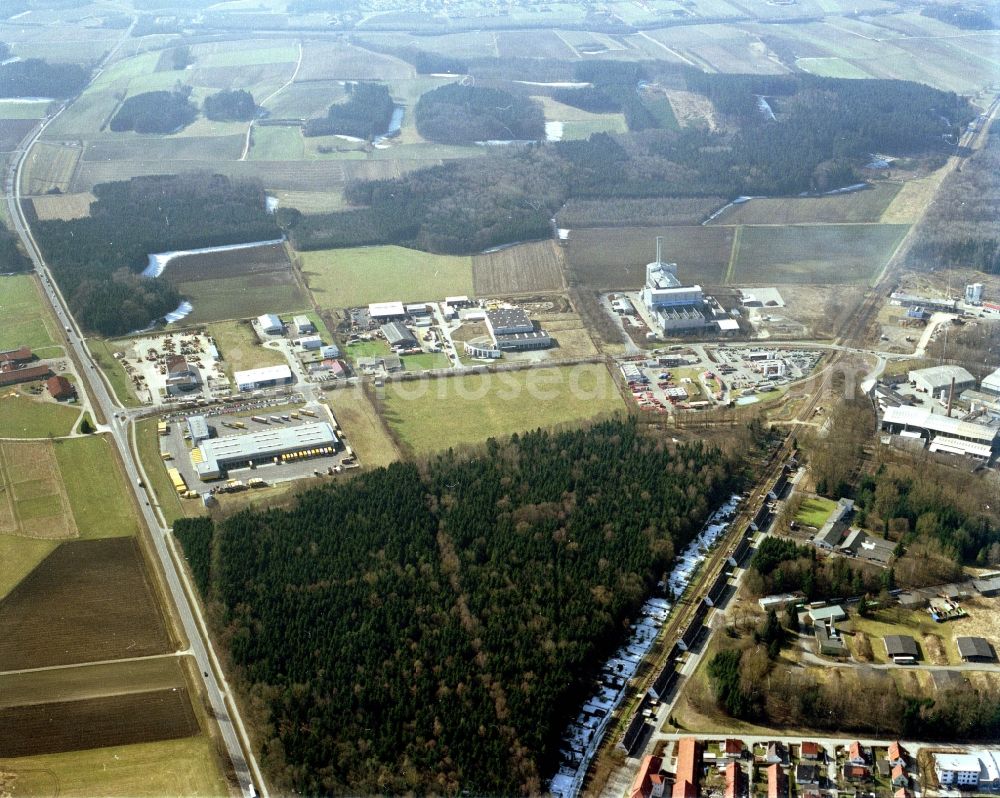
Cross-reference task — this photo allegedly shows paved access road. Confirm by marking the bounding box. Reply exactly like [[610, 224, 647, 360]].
[[3, 28, 265, 798]]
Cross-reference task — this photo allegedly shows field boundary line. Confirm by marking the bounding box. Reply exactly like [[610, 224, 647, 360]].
[[241, 40, 303, 162], [723, 225, 741, 285]]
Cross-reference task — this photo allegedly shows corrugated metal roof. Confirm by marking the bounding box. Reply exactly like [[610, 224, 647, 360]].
[[882, 405, 997, 443]]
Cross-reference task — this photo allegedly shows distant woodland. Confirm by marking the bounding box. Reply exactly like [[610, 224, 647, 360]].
[[204, 89, 256, 121], [414, 83, 545, 144], [909, 127, 1000, 275], [921, 3, 999, 29], [303, 82, 394, 138], [0, 56, 89, 98], [0, 228, 30, 272], [34, 173, 279, 334], [110, 89, 198, 134], [175, 420, 768, 795], [285, 73, 971, 254]]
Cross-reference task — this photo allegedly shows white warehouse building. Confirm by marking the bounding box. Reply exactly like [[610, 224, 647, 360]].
[[257, 313, 284, 335], [234, 364, 293, 392], [191, 422, 338, 480]]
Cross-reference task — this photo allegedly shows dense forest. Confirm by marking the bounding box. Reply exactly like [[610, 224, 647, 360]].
[[0, 227, 31, 272], [285, 72, 971, 254], [34, 173, 278, 334], [109, 89, 198, 134], [175, 419, 760, 795], [909, 126, 1000, 275], [0, 57, 89, 98], [414, 83, 545, 144], [204, 89, 256, 121], [921, 3, 999, 29], [303, 82, 394, 138]]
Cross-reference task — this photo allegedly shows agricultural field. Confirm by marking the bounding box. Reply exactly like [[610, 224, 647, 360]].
[[302, 245, 474, 308], [54, 435, 141, 540], [249, 126, 305, 160], [729, 224, 910, 285], [295, 41, 414, 82], [0, 537, 173, 670], [21, 141, 81, 195], [81, 135, 246, 163], [0, 101, 50, 121], [0, 736, 229, 798], [534, 96, 628, 141], [0, 441, 74, 540], [262, 80, 345, 119], [0, 536, 57, 601], [0, 275, 59, 351], [29, 192, 95, 221], [379, 363, 624, 454], [709, 183, 902, 226], [567, 226, 735, 289], [0, 394, 80, 439], [472, 241, 565, 295], [795, 57, 873, 79]]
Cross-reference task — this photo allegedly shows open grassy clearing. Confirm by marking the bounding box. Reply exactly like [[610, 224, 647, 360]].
[[0, 536, 57, 601], [472, 241, 565, 295], [29, 192, 94, 221], [881, 168, 953, 224], [207, 320, 289, 377], [249, 125, 305, 160], [194, 43, 299, 69], [534, 96, 628, 139], [0, 394, 79, 439], [848, 608, 957, 665], [81, 135, 245, 163], [0, 275, 59, 351], [325, 389, 400, 468], [0, 537, 172, 670], [0, 101, 50, 121], [272, 190, 349, 214], [642, 24, 789, 74], [21, 141, 81, 195], [729, 224, 910, 285], [497, 29, 578, 59], [568, 226, 734, 289], [795, 495, 836, 528], [55, 435, 140, 539], [0, 688, 199, 758], [295, 41, 414, 82], [709, 183, 901, 225], [302, 245, 474, 308], [0, 735, 230, 798], [262, 80, 345, 119], [176, 273, 309, 325], [136, 418, 199, 527], [380, 363, 624, 454], [89, 338, 140, 408]]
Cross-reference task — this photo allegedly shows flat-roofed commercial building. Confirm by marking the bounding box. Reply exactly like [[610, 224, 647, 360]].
[[191, 421, 338, 480], [257, 313, 284, 334], [293, 314, 316, 335], [368, 301, 406, 321], [485, 307, 552, 352], [234, 364, 293, 392], [187, 415, 210, 445], [881, 405, 997, 457]]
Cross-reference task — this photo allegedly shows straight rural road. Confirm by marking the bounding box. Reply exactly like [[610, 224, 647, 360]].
[[3, 32, 266, 798]]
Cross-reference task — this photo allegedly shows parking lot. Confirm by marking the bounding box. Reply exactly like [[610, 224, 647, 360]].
[[158, 399, 357, 494]]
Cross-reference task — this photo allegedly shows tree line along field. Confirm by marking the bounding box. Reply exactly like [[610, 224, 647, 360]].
[[378, 363, 624, 455], [301, 245, 475, 307]]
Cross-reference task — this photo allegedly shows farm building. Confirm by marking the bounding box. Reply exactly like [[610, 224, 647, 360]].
[[957, 637, 994, 662], [46, 375, 74, 401], [908, 365, 976, 397], [444, 295, 473, 309], [369, 301, 406, 322], [0, 364, 52, 387], [257, 313, 284, 335], [293, 315, 316, 335], [187, 415, 211, 445], [884, 635, 919, 662], [381, 322, 418, 350], [485, 307, 552, 352], [0, 346, 33, 365], [880, 405, 997, 460], [234, 364, 292, 392], [982, 367, 1000, 396], [190, 421, 339, 480]]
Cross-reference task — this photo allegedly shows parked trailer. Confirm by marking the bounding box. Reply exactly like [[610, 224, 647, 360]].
[[250, 415, 268, 424]]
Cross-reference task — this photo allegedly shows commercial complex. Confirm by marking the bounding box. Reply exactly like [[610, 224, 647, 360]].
[[234, 364, 293, 392], [880, 405, 998, 460], [190, 421, 338, 480], [485, 307, 552, 352]]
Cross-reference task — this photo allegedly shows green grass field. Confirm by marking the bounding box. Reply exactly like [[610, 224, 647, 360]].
[[795, 57, 872, 78], [401, 352, 451, 371], [0, 275, 59, 352], [0, 394, 79, 438], [176, 275, 309, 325], [207, 320, 289, 378], [0, 100, 51, 120], [89, 339, 141, 408], [0, 735, 228, 798], [795, 496, 836, 528], [710, 184, 902, 226], [0, 535, 58, 600], [381, 363, 624, 454], [345, 339, 391, 361], [302, 245, 474, 308], [250, 126, 305, 160], [197, 44, 299, 68], [729, 224, 910, 285], [55, 435, 139, 539]]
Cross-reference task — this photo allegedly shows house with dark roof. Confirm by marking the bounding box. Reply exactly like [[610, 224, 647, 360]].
[[892, 765, 908, 788], [723, 739, 743, 759], [957, 636, 994, 662], [884, 635, 919, 662], [796, 763, 819, 785], [843, 764, 870, 782], [0, 346, 32, 364]]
